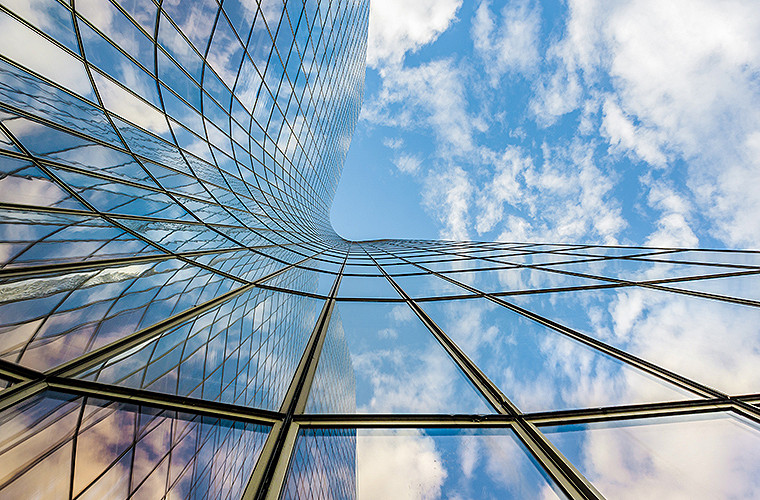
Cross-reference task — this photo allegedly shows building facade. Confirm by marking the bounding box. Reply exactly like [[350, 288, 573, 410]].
[[1, 0, 760, 499]]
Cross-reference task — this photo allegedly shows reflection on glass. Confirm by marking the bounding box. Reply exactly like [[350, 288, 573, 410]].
[[421, 298, 691, 412], [282, 427, 565, 499], [0, 391, 269, 499], [337, 275, 401, 299], [514, 287, 760, 394], [543, 412, 760, 499], [390, 273, 473, 298], [260, 267, 336, 297], [78, 289, 322, 411], [306, 302, 493, 413], [0, 260, 238, 371], [660, 273, 760, 302]]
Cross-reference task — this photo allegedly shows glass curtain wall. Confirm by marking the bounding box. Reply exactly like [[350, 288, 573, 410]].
[[1, 1, 760, 499]]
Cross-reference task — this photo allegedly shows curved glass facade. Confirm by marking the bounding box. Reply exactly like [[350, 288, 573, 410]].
[[1, 1, 759, 499]]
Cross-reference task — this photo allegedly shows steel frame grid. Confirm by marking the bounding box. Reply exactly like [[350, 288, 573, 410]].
[[2, 0, 760, 499]]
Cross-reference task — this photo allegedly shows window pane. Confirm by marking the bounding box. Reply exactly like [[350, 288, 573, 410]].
[[0, 391, 270, 499], [421, 297, 692, 412], [306, 302, 493, 413], [543, 412, 760, 499], [282, 427, 565, 499]]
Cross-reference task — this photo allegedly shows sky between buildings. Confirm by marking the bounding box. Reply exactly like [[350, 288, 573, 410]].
[[331, 0, 760, 247]]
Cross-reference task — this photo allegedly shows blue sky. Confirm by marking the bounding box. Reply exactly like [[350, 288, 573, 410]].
[[332, 0, 760, 247]]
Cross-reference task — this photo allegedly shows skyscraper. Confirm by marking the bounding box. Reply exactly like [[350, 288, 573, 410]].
[[1, 1, 759, 499]]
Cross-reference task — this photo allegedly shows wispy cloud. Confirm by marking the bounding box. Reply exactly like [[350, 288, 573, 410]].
[[471, 0, 542, 85], [532, 0, 760, 246]]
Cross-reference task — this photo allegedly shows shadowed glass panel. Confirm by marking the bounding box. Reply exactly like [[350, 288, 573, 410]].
[[78, 289, 322, 410], [0, 391, 269, 499]]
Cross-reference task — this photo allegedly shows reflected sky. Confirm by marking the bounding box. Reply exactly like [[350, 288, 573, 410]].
[[0, 390, 269, 499], [283, 427, 565, 499], [543, 412, 760, 499], [78, 289, 322, 411], [420, 297, 692, 412], [510, 286, 760, 395], [307, 301, 493, 414]]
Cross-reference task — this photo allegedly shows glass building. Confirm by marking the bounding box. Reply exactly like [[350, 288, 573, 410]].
[[1, 0, 759, 499]]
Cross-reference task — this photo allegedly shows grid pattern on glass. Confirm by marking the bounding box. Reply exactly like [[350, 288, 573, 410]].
[[1, 0, 760, 499], [0, 390, 270, 499]]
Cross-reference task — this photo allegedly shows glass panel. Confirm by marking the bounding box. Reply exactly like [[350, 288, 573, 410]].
[[660, 273, 760, 302], [78, 290, 322, 411], [420, 297, 692, 412], [337, 275, 400, 299], [513, 287, 760, 394], [549, 258, 734, 282], [390, 273, 474, 298], [0, 260, 239, 371], [644, 250, 760, 266], [260, 267, 337, 296], [305, 302, 493, 413], [543, 412, 760, 499], [0, 391, 270, 499], [282, 427, 565, 499]]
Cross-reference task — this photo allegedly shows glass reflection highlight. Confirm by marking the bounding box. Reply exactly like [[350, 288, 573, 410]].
[[283, 427, 565, 499], [0, 390, 269, 499]]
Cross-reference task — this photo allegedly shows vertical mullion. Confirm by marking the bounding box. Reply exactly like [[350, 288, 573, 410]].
[[362, 243, 605, 500], [243, 247, 347, 499]]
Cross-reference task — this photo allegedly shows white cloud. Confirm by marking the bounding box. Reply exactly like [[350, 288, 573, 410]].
[[423, 165, 473, 240], [534, 0, 760, 246], [480, 143, 625, 244], [367, 0, 462, 67], [471, 0, 541, 85], [363, 58, 475, 154], [383, 137, 403, 150], [643, 179, 699, 248], [393, 153, 422, 175], [601, 97, 667, 167], [357, 430, 446, 500]]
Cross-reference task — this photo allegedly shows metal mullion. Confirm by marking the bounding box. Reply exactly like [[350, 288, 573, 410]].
[[243, 250, 347, 500], [360, 245, 604, 500], [526, 398, 732, 427], [294, 414, 517, 428], [0, 110, 267, 286], [378, 243, 726, 400], [45, 249, 326, 381], [291, 395, 736, 428], [253, 284, 329, 300], [0, 380, 47, 412], [45, 376, 281, 425], [0, 359, 39, 383], [623, 255, 760, 270]]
